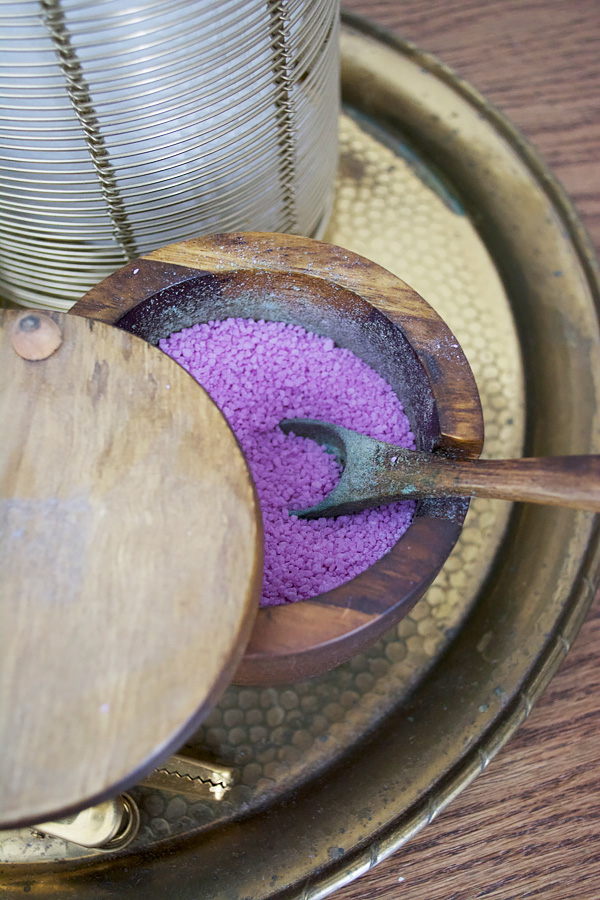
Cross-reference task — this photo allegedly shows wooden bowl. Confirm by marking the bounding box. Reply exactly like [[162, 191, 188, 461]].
[[72, 232, 484, 684]]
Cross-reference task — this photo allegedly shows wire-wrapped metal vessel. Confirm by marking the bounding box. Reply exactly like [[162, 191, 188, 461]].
[[0, 0, 340, 310]]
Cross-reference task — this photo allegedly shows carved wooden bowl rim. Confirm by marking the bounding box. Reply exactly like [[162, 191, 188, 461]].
[[72, 232, 484, 685]]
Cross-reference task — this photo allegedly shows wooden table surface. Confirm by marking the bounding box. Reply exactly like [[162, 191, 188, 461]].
[[337, 2, 600, 899]]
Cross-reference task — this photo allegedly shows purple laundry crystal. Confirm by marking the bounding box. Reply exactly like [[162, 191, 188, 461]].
[[160, 318, 415, 606]]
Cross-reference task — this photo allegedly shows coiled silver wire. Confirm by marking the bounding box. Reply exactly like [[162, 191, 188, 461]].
[[0, 0, 340, 310]]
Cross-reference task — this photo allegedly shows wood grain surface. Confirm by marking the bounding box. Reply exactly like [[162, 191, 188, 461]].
[[0, 311, 262, 827], [334, 2, 600, 899]]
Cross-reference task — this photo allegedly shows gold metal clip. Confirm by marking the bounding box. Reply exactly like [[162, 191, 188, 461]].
[[141, 752, 234, 801]]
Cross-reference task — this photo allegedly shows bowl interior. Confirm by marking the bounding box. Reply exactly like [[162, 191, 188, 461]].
[[108, 265, 469, 682]]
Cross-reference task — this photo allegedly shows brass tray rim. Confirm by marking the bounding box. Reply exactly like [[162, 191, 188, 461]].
[[301, 532, 600, 900]]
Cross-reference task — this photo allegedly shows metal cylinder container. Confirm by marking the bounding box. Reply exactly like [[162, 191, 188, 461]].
[[0, 0, 340, 310]]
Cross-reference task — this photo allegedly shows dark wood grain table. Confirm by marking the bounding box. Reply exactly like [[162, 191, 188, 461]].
[[337, 2, 600, 899]]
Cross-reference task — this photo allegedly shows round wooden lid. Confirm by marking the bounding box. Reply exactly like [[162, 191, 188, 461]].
[[0, 310, 263, 828]]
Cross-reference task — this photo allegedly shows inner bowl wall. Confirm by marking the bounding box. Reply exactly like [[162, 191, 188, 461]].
[[116, 269, 441, 454]]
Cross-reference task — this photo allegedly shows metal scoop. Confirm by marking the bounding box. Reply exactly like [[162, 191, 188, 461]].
[[279, 418, 600, 518]]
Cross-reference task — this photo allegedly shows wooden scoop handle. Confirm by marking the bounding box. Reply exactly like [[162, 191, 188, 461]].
[[280, 420, 600, 517], [417, 455, 600, 511]]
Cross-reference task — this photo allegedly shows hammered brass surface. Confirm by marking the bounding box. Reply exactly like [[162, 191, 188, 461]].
[[0, 49, 523, 864], [2, 17, 599, 900]]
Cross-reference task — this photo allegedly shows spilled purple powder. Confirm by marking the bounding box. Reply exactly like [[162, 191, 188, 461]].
[[159, 318, 415, 607]]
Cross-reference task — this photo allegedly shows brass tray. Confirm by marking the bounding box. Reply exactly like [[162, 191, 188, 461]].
[[2, 13, 600, 897]]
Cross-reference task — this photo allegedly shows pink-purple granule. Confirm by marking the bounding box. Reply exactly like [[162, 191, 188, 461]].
[[159, 318, 416, 607]]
